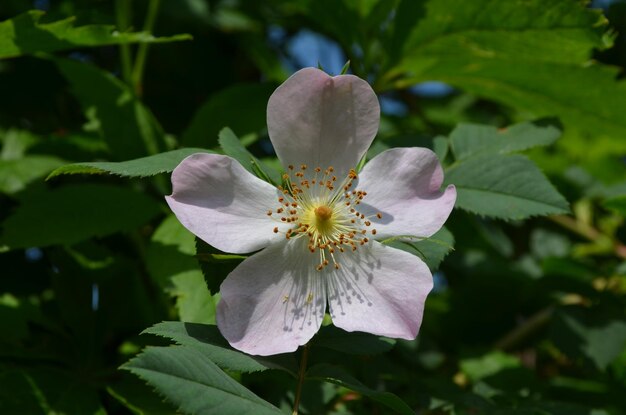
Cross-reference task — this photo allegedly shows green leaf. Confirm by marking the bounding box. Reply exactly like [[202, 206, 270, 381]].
[[460, 351, 521, 383], [306, 364, 414, 415], [147, 215, 217, 323], [195, 237, 243, 295], [446, 154, 569, 220], [551, 306, 626, 371], [0, 368, 106, 415], [47, 148, 212, 180], [0, 155, 65, 194], [0, 184, 161, 249], [53, 57, 168, 160], [603, 195, 626, 216], [313, 325, 395, 355], [107, 373, 176, 415], [387, 227, 455, 271], [0, 10, 191, 59], [384, 0, 626, 156], [143, 321, 297, 375], [182, 83, 275, 148], [449, 121, 560, 161], [122, 345, 284, 415], [218, 128, 281, 184]]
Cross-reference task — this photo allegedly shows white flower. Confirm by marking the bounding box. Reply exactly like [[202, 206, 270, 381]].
[[166, 68, 456, 356]]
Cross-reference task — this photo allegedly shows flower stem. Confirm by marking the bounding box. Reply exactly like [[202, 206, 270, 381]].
[[132, 0, 161, 96], [292, 344, 309, 415], [115, 0, 133, 86]]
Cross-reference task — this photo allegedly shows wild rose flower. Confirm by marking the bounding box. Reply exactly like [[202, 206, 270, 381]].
[[166, 68, 456, 356]]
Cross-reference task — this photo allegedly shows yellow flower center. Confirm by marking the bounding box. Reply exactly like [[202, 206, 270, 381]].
[[268, 164, 381, 271]]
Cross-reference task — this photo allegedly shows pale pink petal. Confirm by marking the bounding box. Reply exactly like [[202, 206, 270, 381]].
[[267, 67, 380, 179], [166, 153, 287, 254], [357, 147, 456, 240], [327, 241, 433, 339], [217, 238, 326, 356]]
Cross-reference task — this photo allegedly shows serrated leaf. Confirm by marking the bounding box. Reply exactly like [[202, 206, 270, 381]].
[[313, 325, 395, 355], [218, 128, 281, 184], [446, 154, 569, 220], [384, 0, 626, 156], [53, 57, 168, 160], [306, 364, 414, 415], [387, 227, 455, 271], [0, 155, 65, 193], [122, 346, 283, 415], [47, 148, 212, 180], [143, 321, 297, 375], [0, 184, 161, 249], [449, 121, 560, 160], [0, 10, 191, 59], [182, 83, 275, 148]]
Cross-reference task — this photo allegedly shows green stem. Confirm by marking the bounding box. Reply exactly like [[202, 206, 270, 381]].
[[494, 307, 554, 350], [115, 0, 133, 86], [549, 215, 626, 259], [132, 0, 161, 96], [292, 344, 309, 415]]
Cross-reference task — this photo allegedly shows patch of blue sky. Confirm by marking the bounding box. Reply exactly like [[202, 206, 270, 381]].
[[410, 81, 455, 98], [283, 29, 347, 75]]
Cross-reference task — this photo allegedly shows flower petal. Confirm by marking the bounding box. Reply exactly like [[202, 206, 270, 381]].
[[166, 153, 286, 254], [217, 238, 326, 356], [267, 67, 380, 179], [327, 241, 433, 339], [357, 147, 456, 239]]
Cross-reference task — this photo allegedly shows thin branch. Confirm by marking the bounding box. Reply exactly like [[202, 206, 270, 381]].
[[292, 344, 309, 415]]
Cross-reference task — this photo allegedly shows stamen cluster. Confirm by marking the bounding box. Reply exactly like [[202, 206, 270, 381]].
[[267, 164, 381, 271]]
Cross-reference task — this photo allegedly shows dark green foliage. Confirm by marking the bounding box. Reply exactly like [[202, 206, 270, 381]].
[[1, 1, 625, 414]]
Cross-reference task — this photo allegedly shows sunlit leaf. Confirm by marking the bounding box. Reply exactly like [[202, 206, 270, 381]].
[[143, 321, 297, 375], [218, 128, 281, 184], [0, 10, 191, 59], [449, 121, 560, 161], [122, 345, 284, 415], [47, 148, 212, 180], [446, 154, 569, 220]]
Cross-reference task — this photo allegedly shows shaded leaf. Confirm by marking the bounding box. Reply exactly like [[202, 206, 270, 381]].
[[53, 57, 168, 160], [47, 148, 212, 180], [551, 306, 626, 371], [122, 345, 284, 415], [0, 184, 161, 249], [313, 324, 395, 355], [182, 83, 275, 148], [0, 155, 65, 194], [603, 195, 626, 216], [0, 10, 191, 59], [306, 364, 414, 415]]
